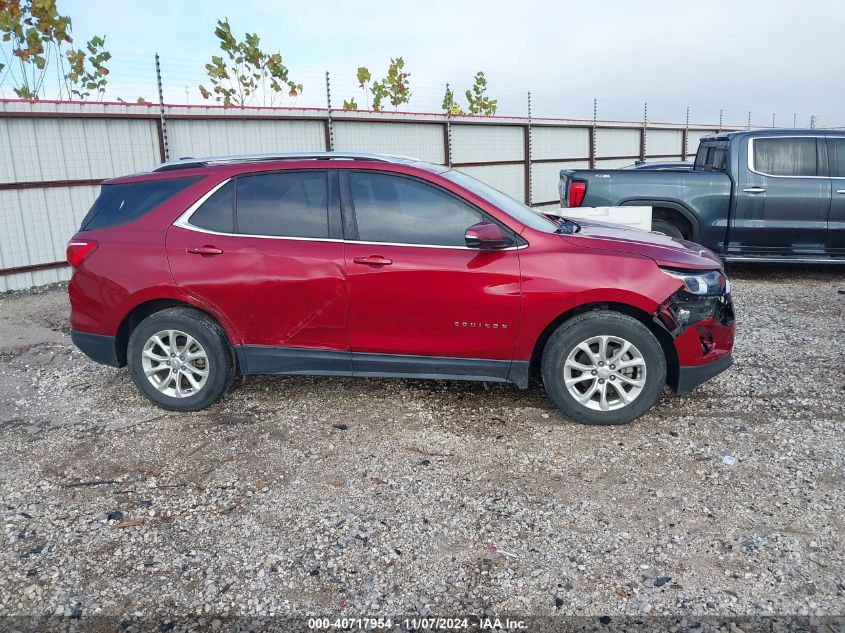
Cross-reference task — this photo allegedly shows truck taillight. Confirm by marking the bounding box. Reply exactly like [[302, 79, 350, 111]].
[[66, 240, 97, 267], [568, 181, 586, 207]]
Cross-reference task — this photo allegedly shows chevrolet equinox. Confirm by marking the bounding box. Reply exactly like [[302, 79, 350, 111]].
[[67, 152, 735, 425]]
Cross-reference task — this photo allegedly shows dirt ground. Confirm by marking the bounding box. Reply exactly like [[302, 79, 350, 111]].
[[0, 265, 843, 629]]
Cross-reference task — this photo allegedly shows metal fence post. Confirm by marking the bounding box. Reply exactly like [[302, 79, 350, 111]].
[[682, 106, 690, 161], [640, 102, 647, 162], [155, 53, 169, 162], [746, 111, 751, 131], [325, 71, 335, 151], [444, 83, 452, 167], [810, 115, 816, 129], [718, 109, 723, 133], [793, 113, 797, 129], [525, 91, 532, 206], [589, 98, 597, 169], [772, 113, 776, 129]]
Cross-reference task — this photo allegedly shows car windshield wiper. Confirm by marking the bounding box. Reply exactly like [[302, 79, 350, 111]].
[[553, 217, 581, 234]]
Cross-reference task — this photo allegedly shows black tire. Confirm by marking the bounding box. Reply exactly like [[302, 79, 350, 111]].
[[541, 311, 667, 425], [651, 219, 685, 239], [127, 307, 235, 412]]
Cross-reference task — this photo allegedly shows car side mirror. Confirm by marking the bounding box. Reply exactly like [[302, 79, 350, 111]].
[[464, 221, 514, 250]]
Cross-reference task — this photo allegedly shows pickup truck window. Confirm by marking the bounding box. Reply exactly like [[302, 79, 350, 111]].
[[828, 138, 845, 177], [694, 142, 728, 172], [751, 137, 819, 177]]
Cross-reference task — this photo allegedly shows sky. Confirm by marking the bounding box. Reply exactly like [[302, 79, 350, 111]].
[[5, 0, 844, 126]]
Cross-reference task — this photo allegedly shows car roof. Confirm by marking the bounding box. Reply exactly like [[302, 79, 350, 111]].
[[153, 152, 448, 173], [702, 128, 845, 142]]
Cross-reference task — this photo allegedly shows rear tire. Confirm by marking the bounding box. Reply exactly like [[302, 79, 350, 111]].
[[541, 312, 666, 425], [651, 219, 685, 239], [127, 307, 234, 412]]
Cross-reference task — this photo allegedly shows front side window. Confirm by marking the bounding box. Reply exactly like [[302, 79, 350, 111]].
[[236, 171, 329, 238], [752, 138, 819, 177], [350, 172, 484, 246]]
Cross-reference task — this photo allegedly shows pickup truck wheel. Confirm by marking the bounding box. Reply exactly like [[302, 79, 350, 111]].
[[651, 219, 685, 239], [541, 312, 666, 425], [127, 307, 234, 412]]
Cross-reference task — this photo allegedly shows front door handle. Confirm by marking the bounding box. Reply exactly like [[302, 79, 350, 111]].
[[836, 189, 845, 194], [187, 245, 224, 256], [742, 187, 767, 194], [353, 255, 393, 267]]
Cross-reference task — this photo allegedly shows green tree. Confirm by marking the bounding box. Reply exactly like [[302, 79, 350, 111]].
[[344, 57, 411, 112], [441, 85, 463, 115], [0, 1, 112, 101], [65, 35, 110, 101], [0, 0, 72, 99], [465, 71, 497, 115], [199, 18, 302, 106], [383, 56, 410, 110]]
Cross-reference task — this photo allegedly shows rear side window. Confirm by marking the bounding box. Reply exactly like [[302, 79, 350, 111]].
[[190, 181, 234, 233], [350, 172, 483, 246], [694, 142, 728, 172], [752, 138, 819, 177], [80, 176, 200, 231], [236, 171, 329, 238]]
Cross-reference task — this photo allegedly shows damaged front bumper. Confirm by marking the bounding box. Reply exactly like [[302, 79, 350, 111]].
[[655, 289, 736, 395]]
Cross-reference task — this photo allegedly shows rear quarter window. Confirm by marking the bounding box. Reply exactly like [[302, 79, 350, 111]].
[[694, 142, 728, 172], [80, 176, 201, 231]]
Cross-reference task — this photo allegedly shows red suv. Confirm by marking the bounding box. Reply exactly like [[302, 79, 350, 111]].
[[67, 153, 734, 425]]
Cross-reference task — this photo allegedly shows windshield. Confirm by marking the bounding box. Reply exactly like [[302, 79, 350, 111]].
[[440, 169, 558, 233]]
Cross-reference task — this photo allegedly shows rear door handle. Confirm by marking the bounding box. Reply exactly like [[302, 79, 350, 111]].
[[742, 187, 767, 193], [836, 189, 845, 194], [187, 245, 224, 256], [353, 255, 393, 267]]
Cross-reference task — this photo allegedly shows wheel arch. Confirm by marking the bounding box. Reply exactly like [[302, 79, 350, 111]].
[[114, 297, 238, 367], [528, 301, 679, 390], [620, 199, 700, 241]]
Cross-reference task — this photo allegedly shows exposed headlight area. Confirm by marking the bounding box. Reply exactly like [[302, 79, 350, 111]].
[[659, 268, 728, 296], [655, 269, 734, 336]]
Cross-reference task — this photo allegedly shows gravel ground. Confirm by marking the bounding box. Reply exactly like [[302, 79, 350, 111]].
[[0, 266, 843, 630]]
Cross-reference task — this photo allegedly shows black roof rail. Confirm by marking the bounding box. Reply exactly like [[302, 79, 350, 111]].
[[154, 152, 413, 172]]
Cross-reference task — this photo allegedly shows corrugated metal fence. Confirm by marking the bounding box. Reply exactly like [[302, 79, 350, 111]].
[[0, 100, 728, 291]]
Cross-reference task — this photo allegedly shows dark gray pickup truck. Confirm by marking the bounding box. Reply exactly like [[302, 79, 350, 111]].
[[560, 129, 845, 262]]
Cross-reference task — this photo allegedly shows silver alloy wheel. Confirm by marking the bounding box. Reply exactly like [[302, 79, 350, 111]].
[[563, 335, 647, 411], [141, 329, 209, 398]]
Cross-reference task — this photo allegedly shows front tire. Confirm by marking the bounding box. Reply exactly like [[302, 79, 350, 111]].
[[541, 312, 667, 425], [651, 219, 685, 239], [127, 307, 234, 412]]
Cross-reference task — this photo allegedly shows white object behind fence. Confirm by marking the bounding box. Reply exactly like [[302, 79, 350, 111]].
[[547, 206, 653, 232]]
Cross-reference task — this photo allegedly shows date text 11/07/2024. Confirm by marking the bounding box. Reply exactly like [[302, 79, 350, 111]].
[[306, 617, 527, 630]]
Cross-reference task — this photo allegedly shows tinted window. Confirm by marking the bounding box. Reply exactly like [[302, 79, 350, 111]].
[[752, 138, 818, 177], [829, 138, 845, 177], [350, 172, 483, 246], [190, 181, 234, 233], [80, 176, 200, 231], [440, 169, 556, 232], [236, 171, 329, 238], [694, 142, 728, 172]]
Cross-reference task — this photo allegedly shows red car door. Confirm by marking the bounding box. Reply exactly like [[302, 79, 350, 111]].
[[166, 169, 350, 371], [342, 170, 521, 378]]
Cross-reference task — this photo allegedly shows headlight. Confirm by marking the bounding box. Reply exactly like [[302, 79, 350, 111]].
[[660, 268, 727, 296]]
